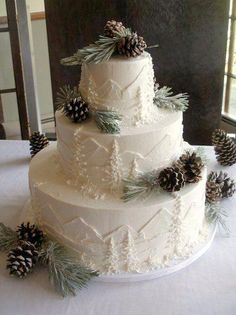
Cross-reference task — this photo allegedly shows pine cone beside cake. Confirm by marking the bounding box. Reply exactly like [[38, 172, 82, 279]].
[[175, 151, 204, 183], [206, 171, 224, 203], [29, 132, 49, 157], [7, 241, 38, 278], [158, 167, 185, 192], [17, 222, 45, 248], [212, 129, 236, 166], [104, 20, 126, 37], [63, 97, 89, 123], [117, 32, 147, 57]]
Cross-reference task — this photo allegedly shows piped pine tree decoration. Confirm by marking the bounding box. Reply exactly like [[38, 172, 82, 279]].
[[29, 132, 49, 157], [63, 97, 89, 123], [153, 82, 189, 112], [206, 171, 235, 203], [7, 241, 38, 278], [158, 167, 185, 192], [175, 151, 204, 183], [17, 223, 45, 248], [212, 129, 236, 166], [117, 32, 147, 57]]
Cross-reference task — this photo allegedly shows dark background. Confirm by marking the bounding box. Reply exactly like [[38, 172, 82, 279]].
[[45, 0, 229, 144]]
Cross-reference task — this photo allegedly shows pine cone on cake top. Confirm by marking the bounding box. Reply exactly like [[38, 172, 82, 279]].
[[212, 129, 236, 166], [117, 32, 147, 57], [17, 222, 45, 248], [7, 241, 38, 278], [175, 151, 204, 183], [158, 167, 185, 192], [29, 132, 49, 158], [104, 20, 126, 37], [63, 97, 89, 123]]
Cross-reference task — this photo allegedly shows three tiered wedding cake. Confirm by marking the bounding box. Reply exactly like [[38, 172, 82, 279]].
[[28, 21, 208, 275]]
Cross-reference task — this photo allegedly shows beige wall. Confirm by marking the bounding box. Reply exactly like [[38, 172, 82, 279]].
[[0, 0, 53, 123]]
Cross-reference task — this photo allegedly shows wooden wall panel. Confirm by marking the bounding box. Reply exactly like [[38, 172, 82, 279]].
[[44, 0, 229, 144]]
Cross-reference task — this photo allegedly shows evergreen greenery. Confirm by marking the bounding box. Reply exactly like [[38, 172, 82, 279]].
[[55, 85, 81, 110], [0, 223, 18, 251], [205, 202, 229, 234], [122, 171, 160, 202], [95, 110, 122, 134], [39, 241, 99, 297], [154, 83, 189, 112]]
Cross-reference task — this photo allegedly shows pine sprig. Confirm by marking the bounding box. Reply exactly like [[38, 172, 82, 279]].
[[39, 241, 99, 297], [154, 83, 189, 112], [95, 110, 122, 134], [55, 85, 80, 110], [205, 202, 229, 234], [61, 31, 131, 65], [122, 171, 159, 202], [0, 223, 18, 251]]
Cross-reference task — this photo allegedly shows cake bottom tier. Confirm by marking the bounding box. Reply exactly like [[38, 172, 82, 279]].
[[29, 145, 208, 274]]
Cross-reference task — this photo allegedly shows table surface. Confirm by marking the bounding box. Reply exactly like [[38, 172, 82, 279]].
[[0, 140, 235, 315]]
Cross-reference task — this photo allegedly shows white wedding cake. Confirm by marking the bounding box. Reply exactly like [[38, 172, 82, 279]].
[[28, 21, 208, 275]]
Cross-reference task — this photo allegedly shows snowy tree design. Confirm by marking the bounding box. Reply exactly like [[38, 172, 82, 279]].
[[128, 157, 139, 179], [123, 230, 139, 272], [73, 130, 87, 185], [87, 75, 98, 109], [165, 194, 185, 259], [106, 139, 123, 193], [104, 237, 119, 274], [134, 86, 147, 125]]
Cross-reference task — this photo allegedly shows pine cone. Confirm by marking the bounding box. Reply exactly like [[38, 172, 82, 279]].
[[221, 172, 236, 198], [104, 20, 125, 37], [117, 32, 147, 57], [63, 97, 89, 123], [29, 132, 49, 157], [212, 129, 236, 166], [158, 167, 185, 192], [17, 222, 45, 248], [175, 151, 204, 183], [7, 241, 38, 278], [206, 171, 223, 203]]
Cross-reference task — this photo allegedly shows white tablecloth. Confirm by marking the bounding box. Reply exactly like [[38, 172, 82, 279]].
[[0, 140, 235, 315]]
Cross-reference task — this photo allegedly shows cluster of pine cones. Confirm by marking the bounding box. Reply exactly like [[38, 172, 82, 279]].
[[104, 20, 147, 58], [212, 129, 236, 166], [158, 151, 204, 193], [206, 171, 235, 204], [7, 223, 45, 278]]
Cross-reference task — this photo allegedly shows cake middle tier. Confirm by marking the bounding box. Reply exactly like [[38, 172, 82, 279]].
[[56, 110, 184, 196]]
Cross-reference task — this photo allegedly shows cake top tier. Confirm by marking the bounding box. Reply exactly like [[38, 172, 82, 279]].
[[79, 51, 157, 126]]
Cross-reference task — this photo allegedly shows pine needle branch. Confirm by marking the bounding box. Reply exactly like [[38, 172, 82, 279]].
[[122, 171, 160, 202], [39, 240, 99, 297], [55, 85, 81, 110], [61, 30, 131, 65], [95, 110, 122, 134], [154, 83, 189, 112], [205, 202, 230, 235], [0, 223, 18, 251]]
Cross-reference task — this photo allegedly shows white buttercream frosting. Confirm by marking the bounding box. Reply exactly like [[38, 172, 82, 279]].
[[56, 109, 184, 195], [29, 145, 207, 274], [79, 52, 156, 126]]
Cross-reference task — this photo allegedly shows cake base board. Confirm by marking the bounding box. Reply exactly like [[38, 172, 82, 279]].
[[21, 200, 216, 283]]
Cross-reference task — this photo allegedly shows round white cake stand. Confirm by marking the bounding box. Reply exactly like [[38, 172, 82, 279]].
[[93, 224, 217, 283], [20, 200, 216, 283]]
